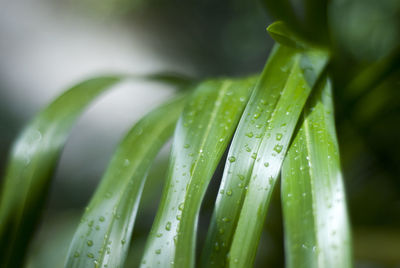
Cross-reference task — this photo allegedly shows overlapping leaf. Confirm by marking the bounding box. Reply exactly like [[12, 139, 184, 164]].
[[0, 74, 191, 268], [140, 76, 257, 268], [201, 42, 329, 267], [261, 0, 328, 44], [65, 94, 188, 268], [0, 77, 121, 268], [281, 77, 352, 268]]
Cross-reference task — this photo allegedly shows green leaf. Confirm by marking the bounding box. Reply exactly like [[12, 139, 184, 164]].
[[262, 1, 328, 44], [201, 44, 329, 267], [267, 21, 309, 50], [65, 94, 188, 268], [0, 76, 121, 268], [260, 0, 299, 34], [281, 77, 352, 268], [0, 73, 192, 268], [140, 76, 257, 268]]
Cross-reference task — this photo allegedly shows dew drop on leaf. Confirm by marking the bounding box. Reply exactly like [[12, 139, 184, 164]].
[[222, 217, 231, 222], [273, 144, 283, 153], [165, 221, 172, 231], [228, 156, 236, 163]]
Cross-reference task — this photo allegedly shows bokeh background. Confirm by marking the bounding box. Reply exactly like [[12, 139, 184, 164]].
[[0, 0, 399, 267]]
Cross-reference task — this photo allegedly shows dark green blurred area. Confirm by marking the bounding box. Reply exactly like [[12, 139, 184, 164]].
[[1, 0, 400, 267]]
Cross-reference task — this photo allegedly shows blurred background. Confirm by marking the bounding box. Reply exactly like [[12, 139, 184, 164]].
[[0, 0, 399, 267]]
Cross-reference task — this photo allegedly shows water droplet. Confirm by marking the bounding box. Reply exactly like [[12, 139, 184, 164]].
[[74, 251, 80, 258], [245, 132, 254, 138], [228, 156, 236, 163], [251, 153, 257, 159], [184, 144, 190, 149], [155, 249, 161, 254], [238, 174, 245, 181], [264, 162, 269, 167], [99, 216, 105, 222], [222, 217, 231, 222], [87, 240, 93, 247], [123, 159, 130, 167], [156, 233, 163, 237], [214, 242, 220, 251], [269, 177, 274, 185], [176, 214, 181, 220], [219, 228, 225, 234], [165, 221, 172, 231], [121, 239, 126, 245], [178, 203, 184, 211], [226, 189, 232, 196], [273, 144, 283, 153], [276, 133, 283, 141], [87, 253, 94, 258], [253, 113, 261, 119]]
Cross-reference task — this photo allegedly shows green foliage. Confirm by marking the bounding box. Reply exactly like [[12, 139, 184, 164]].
[[0, 76, 121, 268], [201, 43, 328, 267], [1, 0, 399, 267], [141, 77, 256, 267], [65, 94, 188, 268], [281, 77, 352, 268]]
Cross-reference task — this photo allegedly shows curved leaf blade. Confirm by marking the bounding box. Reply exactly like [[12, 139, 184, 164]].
[[0, 73, 192, 268], [281, 77, 352, 268], [0, 76, 121, 268], [267, 21, 309, 50], [65, 94, 188, 268], [140, 76, 257, 268], [261, 0, 299, 34], [201, 44, 329, 267]]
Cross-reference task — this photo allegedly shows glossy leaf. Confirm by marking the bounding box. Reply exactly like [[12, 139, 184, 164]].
[[267, 21, 309, 50], [261, 0, 299, 34], [140, 76, 257, 268], [0, 76, 121, 268], [262, 0, 328, 44], [281, 77, 352, 268], [65, 94, 188, 268], [0, 74, 192, 268], [202, 43, 329, 267]]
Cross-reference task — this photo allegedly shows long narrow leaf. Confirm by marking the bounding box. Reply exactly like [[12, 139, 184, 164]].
[[260, 0, 299, 35], [140, 76, 257, 268], [201, 44, 328, 267], [0, 74, 191, 268], [65, 94, 188, 268], [0, 76, 121, 268], [281, 77, 352, 267]]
